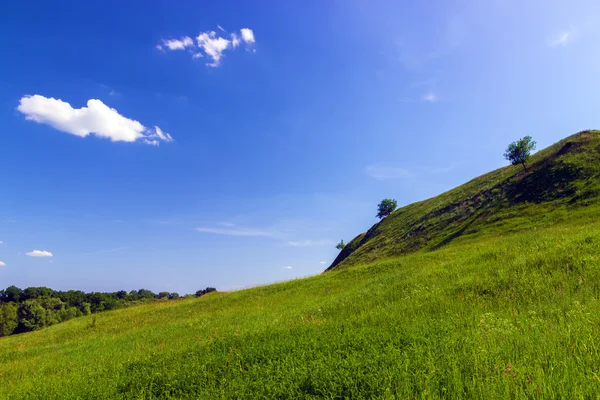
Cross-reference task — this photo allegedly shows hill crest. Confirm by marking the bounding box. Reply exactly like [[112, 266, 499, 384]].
[[327, 130, 600, 271]]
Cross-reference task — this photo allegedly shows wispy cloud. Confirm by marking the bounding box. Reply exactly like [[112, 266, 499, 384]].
[[286, 240, 333, 247], [365, 165, 414, 180], [548, 30, 573, 47], [196, 226, 274, 237], [26, 250, 53, 257], [17, 95, 173, 145], [320, 261, 327, 265], [422, 92, 438, 103], [0, 241, 3, 244], [0, 261, 5, 267], [158, 27, 256, 67], [396, 16, 466, 70], [79, 246, 129, 256], [283, 265, 293, 269]]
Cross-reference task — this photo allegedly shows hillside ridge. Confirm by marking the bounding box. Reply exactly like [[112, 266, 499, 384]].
[[327, 130, 600, 271]]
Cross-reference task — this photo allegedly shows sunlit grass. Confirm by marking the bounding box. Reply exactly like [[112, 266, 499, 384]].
[[2, 216, 600, 398], [4, 130, 600, 398]]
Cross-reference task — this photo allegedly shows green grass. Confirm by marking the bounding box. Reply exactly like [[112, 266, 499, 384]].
[[3, 130, 600, 398], [2, 214, 600, 398]]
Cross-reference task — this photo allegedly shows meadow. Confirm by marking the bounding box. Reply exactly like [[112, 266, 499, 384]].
[[1, 212, 600, 398], [3, 131, 600, 398]]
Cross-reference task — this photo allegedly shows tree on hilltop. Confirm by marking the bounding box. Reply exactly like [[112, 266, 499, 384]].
[[377, 199, 398, 219], [504, 136, 536, 170], [336, 240, 345, 250]]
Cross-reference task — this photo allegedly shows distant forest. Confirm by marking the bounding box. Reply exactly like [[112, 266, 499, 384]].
[[0, 285, 216, 337]]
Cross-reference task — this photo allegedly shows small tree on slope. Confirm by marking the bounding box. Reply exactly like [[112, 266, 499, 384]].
[[377, 199, 398, 219], [336, 240, 345, 250], [504, 136, 536, 170]]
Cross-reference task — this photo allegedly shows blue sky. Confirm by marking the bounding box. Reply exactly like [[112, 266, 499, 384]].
[[1, 0, 600, 293]]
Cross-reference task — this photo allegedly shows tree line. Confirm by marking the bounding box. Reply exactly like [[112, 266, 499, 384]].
[[0, 285, 216, 337]]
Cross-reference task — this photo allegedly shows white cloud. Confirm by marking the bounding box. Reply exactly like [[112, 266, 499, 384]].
[[147, 126, 173, 143], [162, 36, 194, 50], [423, 92, 437, 102], [287, 240, 333, 247], [283, 266, 293, 269], [320, 261, 327, 265], [548, 30, 572, 47], [217, 222, 235, 227], [17, 95, 173, 145], [26, 250, 53, 257], [231, 33, 241, 48], [159, 27, 255, 67], [0, 261, 5, 267], [0, 241, 3, 244], [240, 28, 255, 44], [196, 31, 231, 67], [365, 165, 414, 180], [196, 227, 273, 237]]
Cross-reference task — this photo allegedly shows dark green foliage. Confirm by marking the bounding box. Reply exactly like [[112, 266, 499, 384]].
[[504, 135, 536, 170], [0, 302, 18, 336], [136, 289, 155, 300], [17, 300, 48, 332], [195, 287, 217, 297], [335, 240, 345, 250], [0, 285, 23, 303], [0, 284, 207, 337], [376, 198, 398, 219]]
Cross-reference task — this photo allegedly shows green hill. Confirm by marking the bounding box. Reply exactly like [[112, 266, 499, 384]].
[[2, 130, 600, 398], [328, 130, 600, 271]]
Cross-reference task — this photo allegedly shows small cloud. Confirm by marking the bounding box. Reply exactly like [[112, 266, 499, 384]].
[[283, 266, 293, 269], [26, 250, 53, 257], [17, 95, 174, 145], [0, 241, 3, 244], [0, 261, 5, 267], [365, 165, 414, 180], [196, 226, 273, 237], [217, 222, 235, 227], [196, 31, 231, 67], [240, 28, 255, 44], [548, 30, 572, 47], [231, 33, 241, 48], [320, 261, 327, 265], [286, 240, 332, 247], [423, 92, 438, 102], [158, 27, 255, 67], [162, 36, 194, 51]]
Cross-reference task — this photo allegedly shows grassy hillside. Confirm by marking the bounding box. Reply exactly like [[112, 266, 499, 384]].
[[2, 130, 600, 398], [328, 130, 600, 270]]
